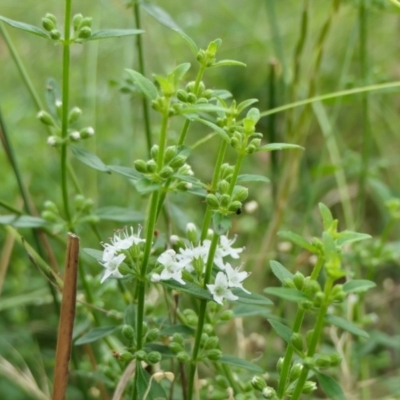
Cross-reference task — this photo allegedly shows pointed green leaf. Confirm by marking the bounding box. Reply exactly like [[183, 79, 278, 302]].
[[336, 231, 371, 247], [212, 213, 231, 236], [212, 60, 247, 68], [79, 28, 143, 41], [277, 230, 317, 253], [264, 287, 307, 302], [269, 260, 293, 283], [136, 363, 167, 400], [232, 304, 271, 318], [181, 104, 230, 115], [141, 2, 181, 30], [343, 279, 376, 294], [232, 289, 273, 306], [174, 29, 198, 55], [0, 215, 47, 228], [0, 16, 50, 39], [134, 178, 160, 194], [95, 206, 144, 222], [268, 319, 292, 343], [237, 174, 270, 184], [256, 143, 303, 152], [237, 99, 259, 114], [319, 203, 334, 230], [71, 146, 111, 173], [192, 117, 230, 142], [108, 165, 142, 181], [159, 280, 212, 301], [160, 324, 194, 337], [326, 315, 369, 339], [125, 69, 158, 100], [75, 326, 118, 345], [247, 107, 260, 123], [316, 372, 346, 400], [170, 62, 191, 84], [219, 355, 263, 373]]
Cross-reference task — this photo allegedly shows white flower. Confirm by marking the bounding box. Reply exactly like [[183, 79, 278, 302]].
[[177, 243, 209, 272], [158, 249, 186, 285], [150, 273, 161, 283], [219, 234, 244, 259], [70, 131, 80, 141], [102, 244, 116, 262], [225, 262, 250, 293], [207, 272, 238, 304], [109, 226, 145, 251], [100, 253, 125, 283], [47, 136, 57, 146]]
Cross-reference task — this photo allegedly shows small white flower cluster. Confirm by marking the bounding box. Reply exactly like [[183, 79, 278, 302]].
[[152, 228, 250, 304], [99, 226, 145, 283]]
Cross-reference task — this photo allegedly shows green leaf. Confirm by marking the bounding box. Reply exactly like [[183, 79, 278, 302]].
[[232, 289, 273, 306], [160, 324, 194, 337], [136, 363, 167, 400], [232, 304, 271, 318], [277, 231, 317, 253], [219, 355, 263, 373], [124, 304, 136, 328], [174, 29, 198, 55], [256, 143, 303, 152], [0, 16, 50, 39], [95, 206, 144, 222], [269, 260, 293, 283], [212, 213, 231, 236], [134, 178, 160, 195], [237, 99, 259, 115], [316, 372, 347, 400], [170, 62, 191, 84], [343, 279, 376, 294], [0, 215, 47, 228], [159, 280, 212, 301], [71, 146, 111, 173], [264, 287, 307, 302], [75, 326, 118, 345], [141, 2, 181, 30], [212, 60, 247, 68], [125, 69, 158, 100], [237, 174, 270, 184], [82, 248, 103, 260], [268, 319, 292, 343], [246, 107, 260, 123], [326, 315, 369, 339], [192, 118, 230, 142], [319, 203, 334, 230], [336, 231, 371, 247], [108, 165, 142, 181], [181, 104, 230, 115], [80, 28, 144, 41]]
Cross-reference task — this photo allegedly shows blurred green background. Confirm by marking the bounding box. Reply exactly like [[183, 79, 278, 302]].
[[1, 0, 400, 398]]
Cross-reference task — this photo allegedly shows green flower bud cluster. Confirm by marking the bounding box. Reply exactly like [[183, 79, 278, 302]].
[[41, 200, 63, 224], [206, 185, 248, 215], [41, 13, 61, 40], [196, 39, 222, 67], [72, 14, 93, 40], [176, 81, 213, 105], [183, 308, 198, 326]]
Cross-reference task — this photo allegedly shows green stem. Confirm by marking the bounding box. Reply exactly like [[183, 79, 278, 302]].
[[187, 233, 220, 399], [61, 0, 73, 227], [228, 153, 244, 194]]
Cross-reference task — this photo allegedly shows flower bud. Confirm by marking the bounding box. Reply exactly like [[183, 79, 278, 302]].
[[118, 263, 131, 275], [73, 14, 84, 31], [172, 333, 184, 345], [176, 89, 187, 102], [293, 272, 305, 291], [289, 363, 303, 382], [150, 273, 161, 282], [47, 136, 61, 147], [230, 137, 239, 149], [176, 351, 190, 363], [78, 26, 91, 39], [315, 354, 331, 368], [50, 29, 61, 40], [146, 159, 157, 173], [134, 159, 147, 173], [185, 81, 196, 93], [206, 349, 222, 361], [186, 223, 197, 244], [196, 49, 206, 63], [44, 200, 59, 214], [306, 329, 314, 348], [186, 314, 198, 326], [282, 278, 295, 289], [302, 381, 317, 394], [80, 126, 95, 139], [217, 180, 230, 194], [164, 146, 178, 163], [159, 166, 174, 179], [313, 291, 325, 307], [215, 375, 229, 389], [187, 93, 197, 103], [169, 155, 187, 169], [146, 328, 159, 342], [251, 375, 267, 391], [200, 333, 209, 346], [204, 336, 219, 350], [228, 201, 242, 213], [276, 357, 284, 373], [329, 353, 342, 367], [150, 144, 159, 160], [262, 386, 276, 399], [219, 194, 231, 208], [299, 300, 313, 311], [219, 309, 234, 321], [303, 357, 315, 369], [232, 186, 249, 202], [69, 131, 80, 141], [119, 351, 135, 362], [246, 144, 257, 154], [290, 333, 303, 352], [42, 17, 56, 32], [169, 342, 183, 354], [68, 107, 82, 124], [37, 111, 55, 126], [45, 13, 57, 25], [80, 17, 93, 28], [41, 210, 58, 222], [206, 194, 220, 209], [146, 351, 162, 364], [134, 350, 147, 361]]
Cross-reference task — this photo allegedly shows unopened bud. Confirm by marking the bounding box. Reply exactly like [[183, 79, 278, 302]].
[[50, 29, 61, 40], [146, 328, 159, 342], [164, 146, 178, 163], [42, 17, 56, 32], [219, 309, 234, 321], [290, 333, 303, 352], [177, 89, 187, 102], [47, 136, 58, 146], [169, 342, 183, 354], [73, 14, 83, 31], [302, 381, 317, 394], [78, 26, 91, 39], [329, 353, 342, 367], [80, 17, 93, 28], [186, 223, 197, 244], [160, 166, 174, 179], [176, 351, 190, 362], [206, 194, 219, 209], [303, 357, 315, 369], [80, 126, 95, 139], [119, 351, 135, 362], [146, 351, 162, 364], [228, 201, 242, 213], [232, 186, 249, 202], [134, 159, 147, 173], [69, 131, 80, 141], [146, 159, 157, 173], [251, 375, 267, 391], [219, 194, 231, 208], [289, 363, 303, 382], [68, 107, 82, 123], [204, 336, 219, 350], [276, 357, 284, 373], [206, 349, 222, 361], [262, 386, 276, 399], [134, 350, 146, 361], [169, 155, 187, 169], [38, 111, 55, 126], [217, 180, 230, 194], [293, 272, 305, 291], [315, 355, 331, 368]]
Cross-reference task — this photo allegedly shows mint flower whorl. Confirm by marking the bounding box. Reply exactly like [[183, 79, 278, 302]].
[[207, 272, 239, 305]]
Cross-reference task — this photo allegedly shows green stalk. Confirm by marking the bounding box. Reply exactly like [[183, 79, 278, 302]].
[[61, 0, 73, 227], [133, 0, 152, 155], [187, 233, 219, 400], [290, 277, 334, 400], [277, 257, 324, 398]]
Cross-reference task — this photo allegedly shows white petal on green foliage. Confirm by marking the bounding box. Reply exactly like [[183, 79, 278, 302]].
[[207, 272, 238, 304]]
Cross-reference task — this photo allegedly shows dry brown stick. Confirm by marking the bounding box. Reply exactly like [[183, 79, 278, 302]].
[[52, 233, 79, 400]]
